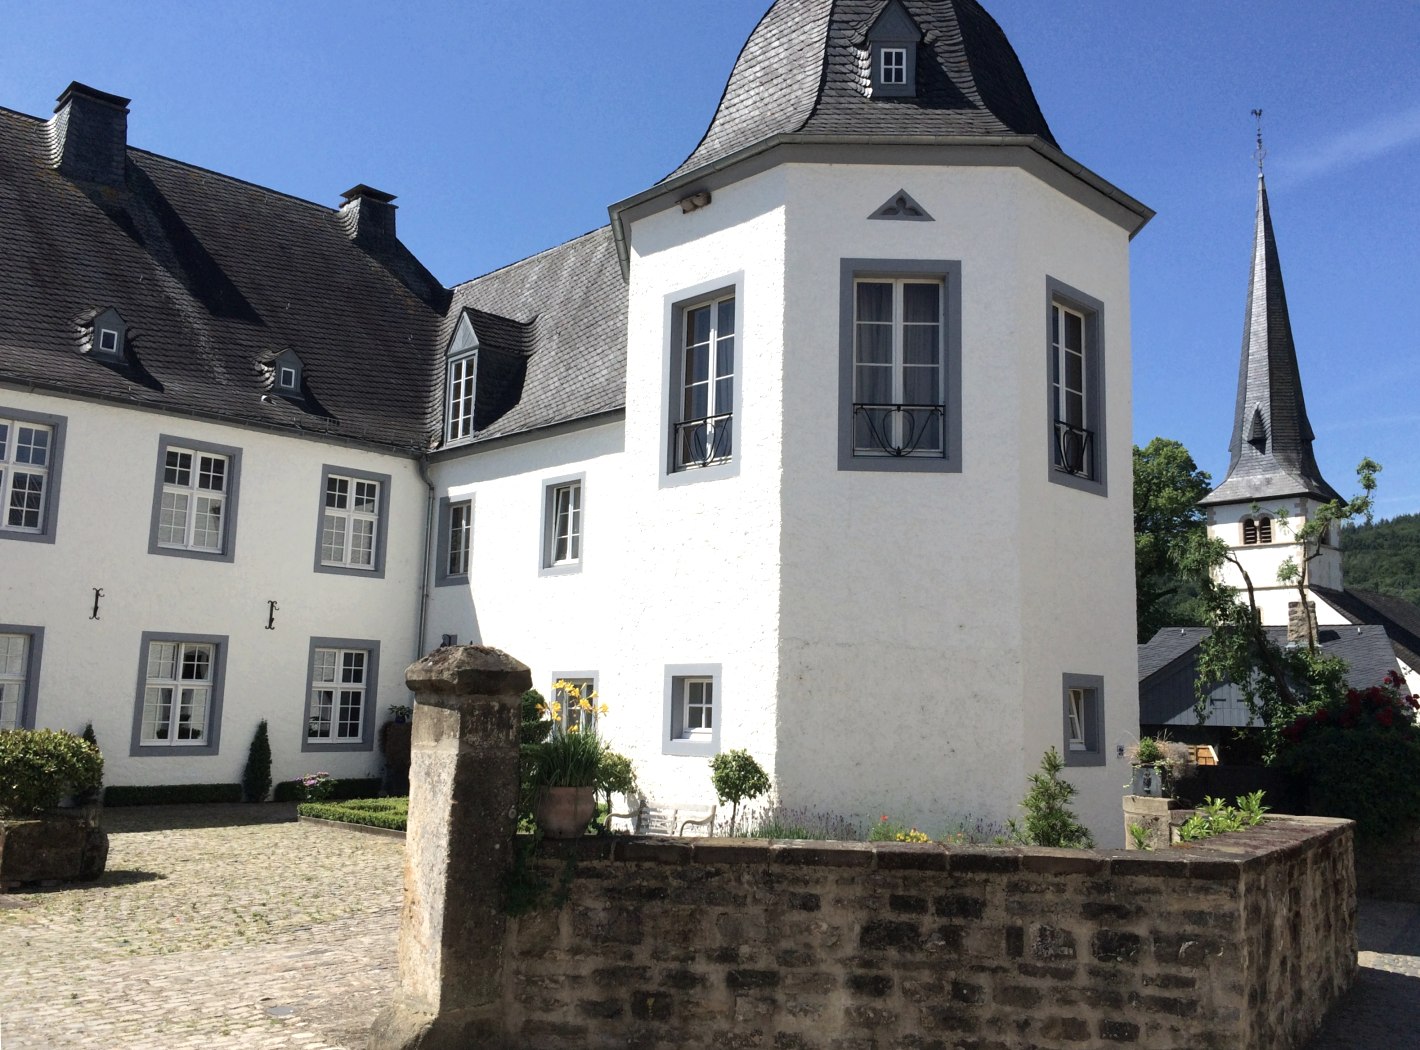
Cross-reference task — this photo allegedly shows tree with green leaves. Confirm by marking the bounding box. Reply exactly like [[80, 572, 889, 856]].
[[1011, 747, 1093, 849], [709, 749, 771, 836], [242, 720, 272, 802], [1133, 438, 1212, 642]]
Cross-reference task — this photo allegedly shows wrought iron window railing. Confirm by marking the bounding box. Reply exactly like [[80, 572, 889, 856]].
[[852, 403, 946, 458], [1053, 420, 1095, 479], [673, 412, 733, 470]]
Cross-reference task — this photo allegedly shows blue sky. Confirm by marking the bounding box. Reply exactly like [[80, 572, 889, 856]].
[[3, 2, 1417, 517]]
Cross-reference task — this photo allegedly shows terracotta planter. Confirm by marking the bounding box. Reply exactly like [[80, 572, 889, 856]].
[[535, 785, 597, 839]]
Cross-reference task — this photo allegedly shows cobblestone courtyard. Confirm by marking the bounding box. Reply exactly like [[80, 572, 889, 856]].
[[1, 806, 1417, 1049]]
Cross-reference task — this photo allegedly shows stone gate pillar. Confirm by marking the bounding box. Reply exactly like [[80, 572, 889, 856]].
[[368, 645, 530, 1050]]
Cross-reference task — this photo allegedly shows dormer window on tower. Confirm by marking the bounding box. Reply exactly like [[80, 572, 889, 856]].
[[446, 313, 479, 443], [866, 1, 922, 99]]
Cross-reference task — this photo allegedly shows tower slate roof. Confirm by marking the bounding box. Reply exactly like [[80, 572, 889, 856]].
[[665, 0, 1056, 183], [1200, 175, 1340, 506]]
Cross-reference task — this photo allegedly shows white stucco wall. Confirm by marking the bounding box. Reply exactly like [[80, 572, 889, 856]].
[[430, 167, 790, 811], [0, 389, 424, 788], [773, 163, 1138, 845]]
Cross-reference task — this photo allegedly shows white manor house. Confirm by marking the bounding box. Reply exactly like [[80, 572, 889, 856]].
[[0, 0, 1155, 842]]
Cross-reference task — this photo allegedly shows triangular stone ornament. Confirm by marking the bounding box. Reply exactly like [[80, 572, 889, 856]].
[[869, 189, 933, 222]]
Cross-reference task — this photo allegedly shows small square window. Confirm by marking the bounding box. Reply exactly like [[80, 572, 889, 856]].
[[1061, 673, 1104, 767], [278, 366, 298, 390], [539, 476, 584, 575], [663, 664, 721, 757], [98, 328, 119, 354], [880, 48, 907, 85]]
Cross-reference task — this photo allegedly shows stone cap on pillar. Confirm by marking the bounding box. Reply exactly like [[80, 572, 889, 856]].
[[405, 645, 531, 699]]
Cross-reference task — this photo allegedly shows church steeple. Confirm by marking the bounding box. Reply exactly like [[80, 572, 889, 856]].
[[1200, 165, 1340, 507]]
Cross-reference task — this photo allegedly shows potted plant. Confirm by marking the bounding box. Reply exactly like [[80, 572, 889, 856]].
[[1128, 736, 1191, 798], [528, 683, 608, 838], [0, 728, 107, 885]]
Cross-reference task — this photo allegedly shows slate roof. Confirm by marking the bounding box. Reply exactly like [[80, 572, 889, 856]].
[[665, 0, 1056, 182], [1138, 624, 1404, 729], [439, 227, 627, 446], [1312, 586, 1420, 673], [1201, 175, 1340, 506], [0, 100, 447, 452]]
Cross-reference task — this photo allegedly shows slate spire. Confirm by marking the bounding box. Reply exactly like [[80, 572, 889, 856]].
[[1200, 173, 1340, 506]]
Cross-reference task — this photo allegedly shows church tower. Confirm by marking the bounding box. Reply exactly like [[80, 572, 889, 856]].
[[1198, 164, 1344, 626]]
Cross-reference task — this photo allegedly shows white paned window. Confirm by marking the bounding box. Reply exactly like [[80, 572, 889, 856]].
[[322, 475, 380, 569], [1067, 688, 1087, 752], [853, 279, 945, 457], [447, 501, 472, 577], [880, 47, 907, 84], [548, 481, 581, 566], [1051, 302, 1091, 478], [0, 633, 28, 731], [307, 648, 368, 743], [141, 641, 213, 745], [158, 448, 228, 552], [0, 418, 52, 533], [674, 295, 736, 470], [447, 354, 476, 441], [682, 677, 714, 735]]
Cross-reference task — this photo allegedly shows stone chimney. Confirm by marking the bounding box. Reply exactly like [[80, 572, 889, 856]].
[[48, 82, 130, 186], [1288, 601, 1317, 646], [338, 184, 398, 249]]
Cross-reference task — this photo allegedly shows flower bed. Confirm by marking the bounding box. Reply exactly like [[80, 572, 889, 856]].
[[298, 797, 407, 831]]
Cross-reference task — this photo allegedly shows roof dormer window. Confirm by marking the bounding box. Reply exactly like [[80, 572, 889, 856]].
[[261, 348, 305, 399], [85, 307, 128, 360], [445, 313, 480, 443], [866, 0, 921, 98], [278, 366, 298, 392], [880, 48, 907, 86]]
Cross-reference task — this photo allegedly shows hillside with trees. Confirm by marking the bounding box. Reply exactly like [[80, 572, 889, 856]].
[[1342, 513, 1420, 604]]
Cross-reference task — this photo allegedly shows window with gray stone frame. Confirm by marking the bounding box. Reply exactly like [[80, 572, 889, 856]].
[[552, 672, 599, 734], [1046, 278, 1106, 496], [663, 274, 743, 485], [131, 632, 227, 756], [303, 638, 380, 752], [539, 474, 584, 575], [1062, 673, 1104, 767], [314, 465, 391, 578], [0, 625, 43, 731], [435, 496, 473, 587], [663, 664, 721, 757], [0, 406, 66, 544], [148, 435, 242, 563], [839, 260, 962, 473]]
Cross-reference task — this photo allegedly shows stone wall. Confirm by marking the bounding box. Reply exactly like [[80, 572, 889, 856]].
[[503, 819, 1354, 1050]]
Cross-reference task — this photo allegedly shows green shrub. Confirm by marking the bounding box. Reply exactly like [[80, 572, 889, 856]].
[[1175, 791, 1268, 841], [709, 749, 772, 836], [242, 720, 273, 802], [299, 797, 408, 831], [103, 783, 242, 806], [1010, 747, 1094, 849], [1281, 673, 1420, 839], [0, 729, 104, 817]]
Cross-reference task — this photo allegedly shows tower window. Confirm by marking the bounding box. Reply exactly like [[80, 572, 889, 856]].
[[1241, 516, 1273, 545]]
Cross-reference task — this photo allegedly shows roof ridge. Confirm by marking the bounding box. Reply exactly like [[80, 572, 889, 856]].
[[449, 225, 610, 291], [0, 104, 46, 125], [127, 145, 339, 216]]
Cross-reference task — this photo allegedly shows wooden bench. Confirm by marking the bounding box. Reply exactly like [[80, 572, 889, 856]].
[[611, 799, 716, 837]]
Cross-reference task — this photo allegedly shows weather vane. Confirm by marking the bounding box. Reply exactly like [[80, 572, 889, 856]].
[[1252, 108, 1266, 174]]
